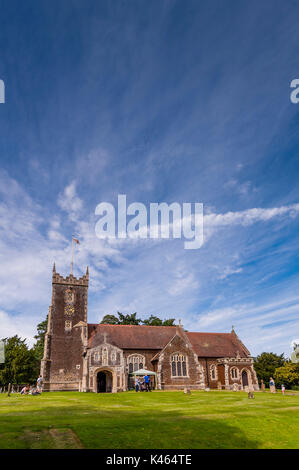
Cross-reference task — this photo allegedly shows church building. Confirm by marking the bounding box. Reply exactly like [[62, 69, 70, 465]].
[[41, 266, 259, 392]]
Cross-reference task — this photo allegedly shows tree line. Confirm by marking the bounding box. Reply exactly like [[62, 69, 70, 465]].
[[100, 312, 176, 326], [254, 352, 299, 390], [0, 317, 47, 385]]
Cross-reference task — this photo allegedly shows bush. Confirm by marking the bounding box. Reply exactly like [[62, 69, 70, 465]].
[[274, 362, 299, 389]]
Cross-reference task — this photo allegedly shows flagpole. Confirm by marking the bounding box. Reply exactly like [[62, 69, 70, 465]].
[[71, 236, 74, 275]]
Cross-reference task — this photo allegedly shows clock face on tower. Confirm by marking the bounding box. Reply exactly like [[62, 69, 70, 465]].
[[64, 288, 75, 316], [64, 304, 75, 316]]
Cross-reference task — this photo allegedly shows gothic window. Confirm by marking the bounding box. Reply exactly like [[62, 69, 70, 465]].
[[127, 354, 145, 373], [65, 320, 72, 331], [210, 365, 217, 380], [171, 353, 187, 377], [94, 352, 100, 362], [231, 367, 239, 379]]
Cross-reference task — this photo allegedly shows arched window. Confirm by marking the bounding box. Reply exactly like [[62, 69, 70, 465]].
[[210, 364, 217, 380], [171, 353, 187, 377], [231, 367, 239, 379], [127, 354, 145, 373], [94, 351, 100, 362]]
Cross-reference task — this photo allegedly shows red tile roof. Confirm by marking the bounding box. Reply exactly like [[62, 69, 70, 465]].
[[88, 324, 177, 350], [87, 324, 250, 358], [186, 332, 250, 357]]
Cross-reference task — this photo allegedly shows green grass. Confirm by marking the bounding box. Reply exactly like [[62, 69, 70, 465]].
[[0, 390, 298, 449]]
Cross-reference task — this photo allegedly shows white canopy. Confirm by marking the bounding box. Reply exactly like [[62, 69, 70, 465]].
[[131, 368, 157, 376]]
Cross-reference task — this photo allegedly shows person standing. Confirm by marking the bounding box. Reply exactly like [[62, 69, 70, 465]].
[[135, 377, 140, 392], [261, 379, 266, 392], [269, 377, 276, 393], [281, 384, 285, 395], [144, 374, 151, 392], [36, 375, 43, 393]]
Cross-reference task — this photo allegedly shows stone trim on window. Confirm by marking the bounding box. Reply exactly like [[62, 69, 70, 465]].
[[65, 320, 72, 331], [210, 364, 218, 380], [170, 353, 188, 377], [231, 367, 239, 380], [127, 354, 145, 373]]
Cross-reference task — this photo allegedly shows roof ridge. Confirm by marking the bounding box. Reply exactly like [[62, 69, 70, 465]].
[[91, 323, 177, 328], [186, 331, 232, 335]]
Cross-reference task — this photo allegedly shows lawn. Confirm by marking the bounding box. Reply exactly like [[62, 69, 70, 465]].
[[0, 390, 298, 449]]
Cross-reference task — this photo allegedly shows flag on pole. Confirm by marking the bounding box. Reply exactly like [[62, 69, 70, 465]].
[[72, 237, 80, 244]]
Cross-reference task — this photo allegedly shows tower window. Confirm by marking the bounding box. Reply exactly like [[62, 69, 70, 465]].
[[65, 320, 72, 331]]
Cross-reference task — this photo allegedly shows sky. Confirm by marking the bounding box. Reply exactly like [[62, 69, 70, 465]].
[[0, 0, 299, 357]]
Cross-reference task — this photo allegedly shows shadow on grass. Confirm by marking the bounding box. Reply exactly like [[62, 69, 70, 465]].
[[0, 403, 259, 449]]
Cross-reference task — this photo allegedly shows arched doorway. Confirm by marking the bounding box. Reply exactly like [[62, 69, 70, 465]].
[[242, 370, 249, 387], [97, 370, 113, 393]]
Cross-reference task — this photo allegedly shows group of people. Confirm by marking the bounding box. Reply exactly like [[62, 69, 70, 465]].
[[269, 377, 285, 394], [20, 375, 43, 396], [260, 378, 285, 394], [135, 374, 151, 392]]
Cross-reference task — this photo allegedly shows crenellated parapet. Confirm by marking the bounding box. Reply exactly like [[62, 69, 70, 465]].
[[52, 264, 89, 287]]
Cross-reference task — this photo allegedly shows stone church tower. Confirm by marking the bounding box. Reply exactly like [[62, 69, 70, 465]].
[[41, 264, 89, 391]]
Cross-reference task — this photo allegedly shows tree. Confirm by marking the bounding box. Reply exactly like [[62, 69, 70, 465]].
[[274, 362, 299, 389], [0, 336, 37, 385], [101, 312, 176, 326], [100, 314, 120, 325], [254, 352, 285, 386], [143, 315, 176, 326], [161, 318, 176, 326], [117, 312, 141, 325], [32, 316, 48, 361], [143, 315, 163, 326]]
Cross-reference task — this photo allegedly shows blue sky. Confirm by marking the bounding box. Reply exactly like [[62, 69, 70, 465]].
[[0, 0, 299, 356]]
